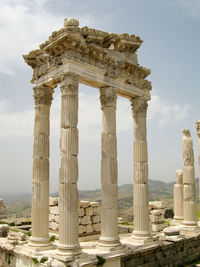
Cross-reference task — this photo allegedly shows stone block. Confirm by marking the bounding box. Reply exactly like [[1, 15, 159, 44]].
[[79, 225, 86, 235], [49, 197, 58, 206], [78, 208, 84, 216], [55, 215, 59, 223], [80, 201, 90, 208], [49, 213, 55, 222], [49, 206, 59, 215], [149, 201, 166, 209], [93, 207, 100, 215], [49, 222, 59, 231], [0, 224, 9, 237], [91, 215, 100, 224], [81, 216, 91, 225], [152, 223, 168, 232], [86, 224, 93, 233], [150, 213, 164, 223], [90, 202, 99, 208], [93, 223, 100, 232], [85, 207, 94, 216]]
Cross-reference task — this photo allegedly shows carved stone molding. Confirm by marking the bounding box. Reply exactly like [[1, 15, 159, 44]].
[[33, 85, 54, 106], [196, 121, 200, 138], [131, 97, 148, 117], [23, 19, 152, 94], [100, 86, 117, 108], [60, 72, 79, 96]]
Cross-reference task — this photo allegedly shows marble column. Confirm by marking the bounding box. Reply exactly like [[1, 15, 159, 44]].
[[131, 97, 151, 242], [182, 129, 197, 226], [98, 86, 120, 248], [29, 85, 53, 248], [174, 170, 183, 224], [195, 121, 200, 200], [57, 73, 81, 256]]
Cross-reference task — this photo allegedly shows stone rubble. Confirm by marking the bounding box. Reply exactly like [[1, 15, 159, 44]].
[[149, 201, 168, 232], [49, 197, 101, 236]]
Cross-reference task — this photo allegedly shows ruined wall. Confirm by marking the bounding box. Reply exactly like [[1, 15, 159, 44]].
[[121, 234, 200, 267], [49, 197, 101, 236]]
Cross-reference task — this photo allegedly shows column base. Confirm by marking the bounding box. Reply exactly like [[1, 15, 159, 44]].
[[182, 220, 197, 226], [131, 230, 152, 245], [57, 243, 81, 258], [173, 217, 183, 225], [98, 236, 121, 249], [28, 236, 52, 251]]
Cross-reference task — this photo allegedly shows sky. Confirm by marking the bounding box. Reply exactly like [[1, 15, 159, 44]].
[[0, 0, 200, 194]]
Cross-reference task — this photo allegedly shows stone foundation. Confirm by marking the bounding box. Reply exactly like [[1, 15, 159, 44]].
[[49, 197, 101, 236], [121, 234, 200, 266]]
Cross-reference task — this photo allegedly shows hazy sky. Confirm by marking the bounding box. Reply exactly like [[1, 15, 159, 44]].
[[0, 0, 200, 194]]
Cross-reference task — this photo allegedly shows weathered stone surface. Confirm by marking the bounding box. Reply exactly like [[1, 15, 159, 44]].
[[49, 197, 58, 206], [93, 223, 100, 232], [0, 225, 9, 237], [86, 224, 93, 233], [149, 201, 166, 209], [152, 223, 168, 232], [182, 129, 197, 226], [81, 216, 91, 225], [78, 208, 84, 217], [49, 206, 59, 215], [90, 202, 99, 208], [91, 215, 100, 224], [85, 207, 94, 216], [49, 222, 59, 231], [79, 225, 86, 235], [80, 201, 90, 208]]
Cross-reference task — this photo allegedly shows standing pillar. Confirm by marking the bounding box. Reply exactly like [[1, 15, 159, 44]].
[[195, 121, 200, 200], [182, 129, 197, 226], [98, 86, 120, 248], [174, 170, 183, 224], [131, 97, 151, 242], [29, 85, 53, 248], [57, 73, 81, 256]]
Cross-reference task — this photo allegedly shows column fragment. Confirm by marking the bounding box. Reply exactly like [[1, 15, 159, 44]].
[[195, 121, 200, 200], [131, 97, 151, 242], [29, 85, 53, 248], [99, 86, 120, 248], [57, 73, 81, 256], [182, 130, 197, 226], [174, 170, 183, 224]]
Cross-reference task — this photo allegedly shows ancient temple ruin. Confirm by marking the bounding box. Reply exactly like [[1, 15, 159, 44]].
[[22, 17, 152, 261]]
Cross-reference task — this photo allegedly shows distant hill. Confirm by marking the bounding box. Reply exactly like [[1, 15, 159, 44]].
[[1, 178, 199, 218]]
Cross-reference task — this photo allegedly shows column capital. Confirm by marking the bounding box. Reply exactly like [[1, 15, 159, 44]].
[[60, 72, 79, 96], [100, 86, 117, 108], [131, 96, 148, 117], [196, 121, 200, 138], [33, 85, 53, 106]]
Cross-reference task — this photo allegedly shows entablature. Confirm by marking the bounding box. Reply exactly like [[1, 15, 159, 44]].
[[23, 18, 152, 99]]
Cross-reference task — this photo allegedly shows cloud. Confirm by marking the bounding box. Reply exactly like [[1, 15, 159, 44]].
[[148, 94, 190, 128], [0, 91, 190, 138], [0, 0, 103, 76]]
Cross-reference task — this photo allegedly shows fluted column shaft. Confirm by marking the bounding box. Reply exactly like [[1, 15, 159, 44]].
[[174, 170, 183, 223], [195, 121, 200, 200], [131, 97, 151, 240], [30, 85, 53, 247], [57, 73, 81, 256], [99, 86, 120, 247], [182, 130, 197, 226]]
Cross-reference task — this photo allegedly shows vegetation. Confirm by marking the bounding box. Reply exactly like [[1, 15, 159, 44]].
[[96, 255, 106, 266], [40, 257, 48, 263], [31, 257, 38, 264]]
